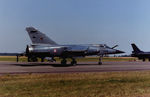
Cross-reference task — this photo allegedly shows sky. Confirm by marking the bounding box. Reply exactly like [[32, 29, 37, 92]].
[[0, 0, 150, 54]]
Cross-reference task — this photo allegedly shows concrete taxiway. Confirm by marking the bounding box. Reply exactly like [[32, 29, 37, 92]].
[[0, 61, 149, 74]]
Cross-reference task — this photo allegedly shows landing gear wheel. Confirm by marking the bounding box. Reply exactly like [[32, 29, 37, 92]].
[[98, 55, 103, 65], [98, 62, 102, 65], [71, 58, 77, 66], [71, 60, 77, 66], [61, 59, 67, 65]]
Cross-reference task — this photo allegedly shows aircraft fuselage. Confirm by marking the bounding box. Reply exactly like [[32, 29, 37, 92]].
[[27, 44, 122, 58]]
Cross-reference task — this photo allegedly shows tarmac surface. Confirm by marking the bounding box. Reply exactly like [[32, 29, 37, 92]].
[[0, 61, 150, 74]]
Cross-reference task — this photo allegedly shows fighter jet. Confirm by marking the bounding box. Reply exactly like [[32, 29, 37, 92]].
[[131, 43, 150, 61], [21, 27, 124, 65]]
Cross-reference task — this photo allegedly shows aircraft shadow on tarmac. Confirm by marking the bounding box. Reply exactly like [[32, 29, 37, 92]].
[[12, 62, 100, 67]]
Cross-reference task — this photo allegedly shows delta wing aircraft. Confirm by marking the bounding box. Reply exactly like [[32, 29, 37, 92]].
[[131, 43, 150, 61], [19, 27, 124, 65]]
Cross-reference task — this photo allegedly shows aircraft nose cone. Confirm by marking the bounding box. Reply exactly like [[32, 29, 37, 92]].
[[116, 50, 125, 54]]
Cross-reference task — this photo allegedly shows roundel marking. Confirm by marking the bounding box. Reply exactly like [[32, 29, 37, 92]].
[[54, 49, 57, 53]]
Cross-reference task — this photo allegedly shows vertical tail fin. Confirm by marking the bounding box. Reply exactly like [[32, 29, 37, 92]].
[[131, 43, 142, 53], [26, 27, 57, 45]]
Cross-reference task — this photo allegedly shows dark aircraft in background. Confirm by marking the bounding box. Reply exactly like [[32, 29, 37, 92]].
[[19, 27, 124, 65], [131, 43, 150, 61]]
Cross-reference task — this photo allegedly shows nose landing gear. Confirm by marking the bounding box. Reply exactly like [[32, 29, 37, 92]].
[[98, 55, 103, 65]]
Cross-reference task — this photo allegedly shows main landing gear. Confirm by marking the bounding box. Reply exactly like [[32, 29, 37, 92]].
[[61, 59, 67, 65], [71, 58, 77, 66], [61, 58, 77, 65]]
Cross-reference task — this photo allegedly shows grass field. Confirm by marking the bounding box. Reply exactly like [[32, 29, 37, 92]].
[[0, 56, 146, 97], [0, 56, 137, 62], [0, 72, 150, 97]]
